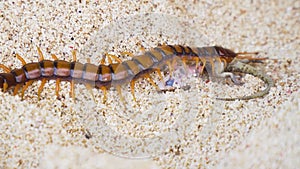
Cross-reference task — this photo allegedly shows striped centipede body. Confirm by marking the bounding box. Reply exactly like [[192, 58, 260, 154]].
[[0, 45, 273, 102]]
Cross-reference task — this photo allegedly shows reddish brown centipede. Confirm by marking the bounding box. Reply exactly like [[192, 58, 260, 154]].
[[0, 45, 273, 102]]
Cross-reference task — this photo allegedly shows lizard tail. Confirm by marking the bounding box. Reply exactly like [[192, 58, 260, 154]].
[[216, 61, 274, 101]]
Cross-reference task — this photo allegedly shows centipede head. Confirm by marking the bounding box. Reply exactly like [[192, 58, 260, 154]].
[[214, 46, 237, 63]]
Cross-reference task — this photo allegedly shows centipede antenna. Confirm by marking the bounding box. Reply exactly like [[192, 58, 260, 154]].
[[236, 52, 268, 63], [16, 54, 27, 65], [237, 56, 268, 60], [236, 51, 261, 59], [236, 52, 259, 55], [0, 64, 11, 73]]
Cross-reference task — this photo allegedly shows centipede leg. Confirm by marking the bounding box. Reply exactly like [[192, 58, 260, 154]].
[[68, 51, 77, 101], [55, 78, 61, 98], [13, 84, 22, 96], [144, 73, 160, 90], [51, 54, 58, 60], [209, 58, 215, 76], [183, 57, 200, 76], [107, 55, 115, 64], [166, 61, 173, 77], [102, 52, 127, 65], [14, 52, 47, 97], [139, 46, 145, 53], [85, 84, 96, 102], [116, 85, 125, 105], [181, 57, 188, 71], [129, 73, 159, 102], [37, 78, 47, 100], [37, 47, 45, 61], [0, 64, 11, 73], [70, 80, 75, 101], [153, 68, 163, 81], [3, 82, 8, 92], [199, 58, 206, 75], [72, 50, 77, 61], [136, 41, 146, 53], [106, 53, 122, 63], [129, 80, 137, 102], [120, 51, 134, 57], [21, 80, 34, 99], [16, 54, 27, 65], [86, 58, 91, 64], [100, 86, 107, 103], [194, 57, 199, 70], [100, 57, 106, 65]]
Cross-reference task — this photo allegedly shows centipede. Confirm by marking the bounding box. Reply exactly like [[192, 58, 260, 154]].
[[0, 45, 274, 102]]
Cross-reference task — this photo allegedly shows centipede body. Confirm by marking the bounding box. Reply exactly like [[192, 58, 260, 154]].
[[0, 45, 273, 102]]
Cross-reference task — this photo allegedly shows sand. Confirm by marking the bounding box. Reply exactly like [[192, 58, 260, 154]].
[[0, 0, 299, 169]]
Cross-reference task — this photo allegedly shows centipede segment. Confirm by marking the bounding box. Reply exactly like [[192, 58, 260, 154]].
[[0, 45, 273, 102]]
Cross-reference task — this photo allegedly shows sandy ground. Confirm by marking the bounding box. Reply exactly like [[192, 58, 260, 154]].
[[0, 0, 299, 169]]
